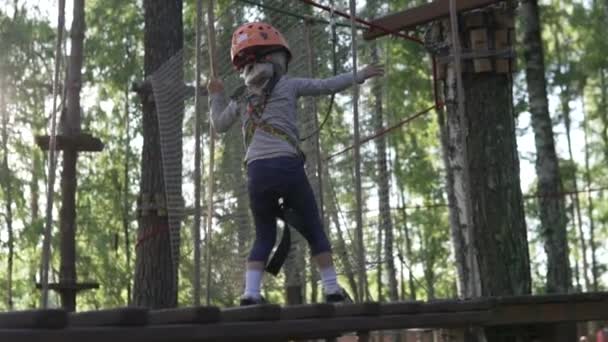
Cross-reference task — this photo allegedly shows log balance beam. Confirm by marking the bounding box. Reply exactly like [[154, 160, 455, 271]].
[[0, 292, 607, 342]]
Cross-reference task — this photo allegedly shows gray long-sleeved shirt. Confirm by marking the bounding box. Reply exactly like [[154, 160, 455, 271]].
[[210, 72, 365, 164]]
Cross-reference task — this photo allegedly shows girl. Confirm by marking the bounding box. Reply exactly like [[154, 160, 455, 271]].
[[207, 22, 383, 305]]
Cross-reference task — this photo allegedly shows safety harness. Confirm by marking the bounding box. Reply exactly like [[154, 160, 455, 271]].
[[242, 71, 305, 161]]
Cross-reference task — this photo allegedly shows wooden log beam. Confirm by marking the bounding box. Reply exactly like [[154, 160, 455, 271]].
[[35, 134, 104, 152], [69, 308, 148, 327], [280, 304, 334, 320], [363, 0, 503, 40], [221, 304, 281, 322], [149, 306, 221, 325], [0, 309, 67, 329]]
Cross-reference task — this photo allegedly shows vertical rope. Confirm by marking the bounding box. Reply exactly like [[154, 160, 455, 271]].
[[193, 0, 204, 307], [348, 0, 366, 302], [41, 0, 65, 309], [205, 0, 219, 306]]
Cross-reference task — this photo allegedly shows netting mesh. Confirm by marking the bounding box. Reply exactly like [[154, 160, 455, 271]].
[[149, 0, 435, 303], [150, 51, 188, 280]]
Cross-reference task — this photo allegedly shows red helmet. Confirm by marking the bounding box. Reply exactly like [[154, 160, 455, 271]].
[[231, 22, 292, 70]]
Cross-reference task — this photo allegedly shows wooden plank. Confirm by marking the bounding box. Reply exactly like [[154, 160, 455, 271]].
[[0, 312, 492, 342], [149, 306, 220, 325], [280, 304, 335, 320], [495, 292, 608, 305], [364, 0, 503, 40], [420, 298, 495, 313], [494, 29, 511, 73], [489, 299, 608, 326], [35, 282, 99, 292], [380, 301, 422, 315], [69, 307, 148, 327], [35, 134, 104, 152], [221, 304, 281, 322], [469, 28, 492, 72], [0, 309, 67, 329], [333, 302, 381, 317]]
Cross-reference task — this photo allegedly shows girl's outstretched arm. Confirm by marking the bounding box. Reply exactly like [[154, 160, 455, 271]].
[[208, 78, 240, 133], [294, 64, 384, 97]]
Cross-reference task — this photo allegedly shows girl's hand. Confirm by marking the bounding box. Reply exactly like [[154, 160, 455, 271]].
[[360, 64, 385, 80], [207, 78, 224, 94]]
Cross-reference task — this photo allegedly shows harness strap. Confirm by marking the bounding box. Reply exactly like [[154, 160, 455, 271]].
[[243, 71, 305, 162], [266, 204, 306, 276]]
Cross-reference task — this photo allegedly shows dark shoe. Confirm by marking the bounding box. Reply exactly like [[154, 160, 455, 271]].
[[239, 295, 267, 306], [325, 288, 353, 304]]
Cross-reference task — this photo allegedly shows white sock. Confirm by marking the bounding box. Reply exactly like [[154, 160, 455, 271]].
[[244, 269, 263, 299], [320, 266, 340, 295]]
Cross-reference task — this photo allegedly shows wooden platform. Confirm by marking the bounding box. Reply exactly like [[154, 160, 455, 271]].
[[0, 292, 606, 342], [363, 0, 504, 40], [35, 133, 104, 152], [35, 282, 100, 293]]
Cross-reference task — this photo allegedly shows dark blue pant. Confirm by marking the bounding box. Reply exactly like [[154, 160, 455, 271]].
[[247, 156, 331, 262]]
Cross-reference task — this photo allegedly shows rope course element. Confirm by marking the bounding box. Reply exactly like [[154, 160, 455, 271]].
[[327, 104, 437, 161], [149, 50, 188, 288], [298, 0, 423, 44], [40, 0, 66, 309], [205, 0, 219, 306], [193, 0, 204, 306], [299, 3, 338, 142]]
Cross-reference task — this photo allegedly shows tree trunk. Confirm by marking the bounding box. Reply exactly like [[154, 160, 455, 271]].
[[393, 142, 416, 301], [401, 206, 416, 301], [438, 101, 478, 298], [439, 8, 534, 340], [1, 71, 14, 310], [325, 172, 359, 301], [133, 0, 183, 309], [581, 97, 598, 291], [370, 38, 398, 303], [58, 0, 85, 311], [521, 0, 571, 294], [420, 229, 436, 300], [460, 73, 531, 296], [123, 83, 132, 304], [440, 9, 531, 298], [600, 70, 608, 165], [551, 25, 590, 291], [284, 230, 305, 305], [376, 220, 383, 302]]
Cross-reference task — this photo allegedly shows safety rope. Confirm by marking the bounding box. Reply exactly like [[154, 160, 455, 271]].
[[205, 0, 219, 306], [300, 2, 338, 142], [193, 0, 204, 306], [40, 0, 65, 309], [327, 104, 437, 160]]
